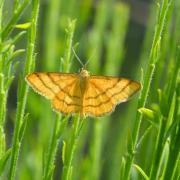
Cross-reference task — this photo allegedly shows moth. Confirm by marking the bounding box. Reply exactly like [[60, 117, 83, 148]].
[[26, 68, 141, 117]]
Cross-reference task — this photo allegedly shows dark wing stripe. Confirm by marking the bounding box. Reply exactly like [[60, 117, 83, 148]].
[[34, 73, 56, 94], [85, 78, 121, 100], [85, 80, 133, 108], [89, 81, 113, 105], [54, 96, 81, 107], [47, 73, 81, 99]]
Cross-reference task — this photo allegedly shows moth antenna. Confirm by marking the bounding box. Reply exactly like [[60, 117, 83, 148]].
[[84, 49, 96, 68], [72, 48, 84, 67]]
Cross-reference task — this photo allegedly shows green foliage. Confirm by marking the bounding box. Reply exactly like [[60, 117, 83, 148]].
[[0, 0, 179, 180]]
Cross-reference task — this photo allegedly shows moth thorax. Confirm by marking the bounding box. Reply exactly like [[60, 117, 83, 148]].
[[79, 69, 89, 95]]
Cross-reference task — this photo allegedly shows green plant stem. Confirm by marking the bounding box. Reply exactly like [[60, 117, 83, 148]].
[[0, 0, 5, 160], [2, 0, 30, 40], [62, 19, 76, 175], [163, 95, 180, 179], [41, 1, 62, 178], [43, 18, 76, 179], [43, 115, 67, 180], [61, 19, 80, 180], [90, 120, 102, 180], [63, 19, 76, 73], [149, 116, 166, 179], [124, 0, 172, 179], [0, 80, 6, 159], [0, 0, 4, 122], [62, 115, 84, 180], [0, 0, 3, 67], [60, 19, 83, 180], [150, 46, 180, 179], [133, 164, 149, 180], [8, 0, 39, 179], [43, 115, 60, 179]]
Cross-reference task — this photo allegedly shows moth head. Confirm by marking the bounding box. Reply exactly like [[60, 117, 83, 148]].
[[80, 68, 90, 77]]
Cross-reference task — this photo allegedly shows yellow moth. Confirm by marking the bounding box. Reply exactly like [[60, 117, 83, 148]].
[[26, 68, 140, 117]]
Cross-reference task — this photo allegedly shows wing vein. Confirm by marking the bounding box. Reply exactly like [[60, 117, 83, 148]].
[[34, 73, 56, 94], [85, 80, 133, 108], [86, 79, 121, 100], [54, 96, 81, 107], [47, 73, 81, 99], [93, 84, 107, 113]]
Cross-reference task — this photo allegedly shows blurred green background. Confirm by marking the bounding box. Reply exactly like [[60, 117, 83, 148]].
[[1, 0, 180, 180]]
